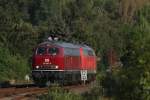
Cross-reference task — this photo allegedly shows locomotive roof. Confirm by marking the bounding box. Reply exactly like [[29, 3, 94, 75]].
[[38, 41, 94, 51], [56, 42, 79, 48]]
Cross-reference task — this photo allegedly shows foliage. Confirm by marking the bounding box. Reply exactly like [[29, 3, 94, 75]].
[[0, 0, 38, 57], [39, 87, 83, 100], [0, 47, 30, 81], [40, 86, 103, 100], [100, 3, 150, 100]]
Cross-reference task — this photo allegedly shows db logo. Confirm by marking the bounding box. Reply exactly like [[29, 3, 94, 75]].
[[45, 59, 49, 62]]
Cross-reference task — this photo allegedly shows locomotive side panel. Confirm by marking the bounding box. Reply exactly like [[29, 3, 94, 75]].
[[64, 48, 81, 70]]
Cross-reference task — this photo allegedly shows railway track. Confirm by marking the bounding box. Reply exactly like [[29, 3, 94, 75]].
[[0, 83, 92, 100], [0, 87, 47, 100]]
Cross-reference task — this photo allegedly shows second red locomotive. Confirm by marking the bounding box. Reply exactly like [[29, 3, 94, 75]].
[[32, 40, 96, 85]]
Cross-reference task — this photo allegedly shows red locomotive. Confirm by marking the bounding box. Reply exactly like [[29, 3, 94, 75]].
[[32, 40, 96, 85]]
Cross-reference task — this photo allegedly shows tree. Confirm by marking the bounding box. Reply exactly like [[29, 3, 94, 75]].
[[109, 4, 150, 100]]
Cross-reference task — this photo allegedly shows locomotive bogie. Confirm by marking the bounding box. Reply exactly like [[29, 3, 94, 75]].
[[32, 70, 96, 85]]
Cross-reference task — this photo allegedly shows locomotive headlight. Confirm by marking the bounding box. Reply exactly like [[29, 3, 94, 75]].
[[55, 65, 59, 69], [36, 66, 39, 69]]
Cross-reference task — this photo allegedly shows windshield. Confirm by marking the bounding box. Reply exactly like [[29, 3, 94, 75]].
[[48, 47, 59, 55], [36, 47, 46, 55]]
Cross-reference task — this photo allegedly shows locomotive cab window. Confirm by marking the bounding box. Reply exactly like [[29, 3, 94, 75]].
[[88, 50, 95, 56], [83, 49, 89, 56], [83, 49, 95, 56], [48, 47, 59, 55], [37, 47, 46, 55]]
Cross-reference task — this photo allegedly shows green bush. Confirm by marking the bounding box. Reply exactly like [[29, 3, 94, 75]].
[[0, 47, 30, 81], [39, 87, 83, 100]]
